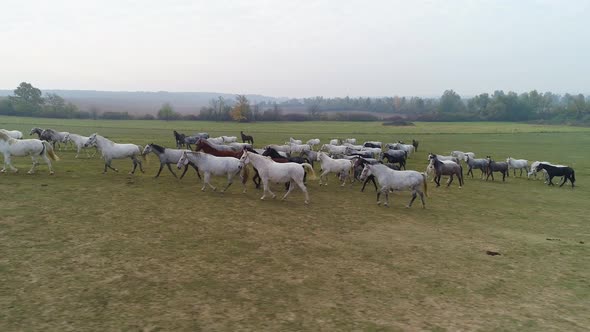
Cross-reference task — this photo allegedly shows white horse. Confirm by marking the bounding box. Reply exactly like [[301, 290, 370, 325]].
[[427, 153, 459, 164], [0, 129, 23, 139], [506, 157, 529, 176], [360, 163, 427, 208], [289, 143, 311, 154], [222, 136, 238, 143], [207, 137, 225, 145], [344, 138, 356, 144], [289, 137, 302, 145], [316, 152, 354, 186], [85, 133, 144, 174], [306, 138, 320, 150], [67, 133, 97, 158], [239, 150, 315, 204], [329, 138, 341, 145], [451, 151, 475, 161], [320, 144, 348, 156], [177, 151, 246, 192], [0, 129, 59, 174]]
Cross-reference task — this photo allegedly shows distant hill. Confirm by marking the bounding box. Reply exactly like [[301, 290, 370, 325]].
[[0, 90, 287, 115]]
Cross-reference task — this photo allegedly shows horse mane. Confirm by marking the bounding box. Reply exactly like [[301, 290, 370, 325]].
[[150, 143, 166, 153]]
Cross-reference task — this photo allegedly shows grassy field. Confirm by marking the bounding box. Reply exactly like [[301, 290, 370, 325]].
[[1, 116, 589, 331]]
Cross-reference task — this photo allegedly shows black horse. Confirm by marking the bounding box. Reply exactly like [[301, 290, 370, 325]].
[[412, 139, 419, 152], [240, 131, 254, 145], [535, 163, 575, 188], [173, 130, 186, 149], [382, 149, 407, 170]]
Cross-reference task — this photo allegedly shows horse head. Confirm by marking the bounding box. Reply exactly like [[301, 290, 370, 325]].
[[84, 133, 98, 147]]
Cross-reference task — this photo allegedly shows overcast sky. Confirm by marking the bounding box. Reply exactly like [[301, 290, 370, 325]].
[[1, 0, 588, 97]]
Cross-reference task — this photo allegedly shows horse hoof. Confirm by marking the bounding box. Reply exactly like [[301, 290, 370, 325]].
[[377, 202, 381, 206], [114, 169, 119, 172], [384, 204, 389, 207], [406, 205, 411, 208], [49, 171, 54, 175], [304, 200, 309, 205], [260, 197, 265, 200], [128, 172, 133, 175], [27, 171, 33, 175]]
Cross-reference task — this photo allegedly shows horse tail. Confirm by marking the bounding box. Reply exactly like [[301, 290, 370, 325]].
[[302, 163, 316, 180], [571, 169, 575, 184], [241, 165, 249, 184], [43, 141, 60, 161], [422, 173, 428, 197], [459, 164, 464, 186], [137, 145, 147, 162]]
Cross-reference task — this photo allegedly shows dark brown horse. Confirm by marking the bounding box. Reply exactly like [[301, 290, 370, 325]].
[[240, 131, 254, 145], [412, 139, 419, 152]]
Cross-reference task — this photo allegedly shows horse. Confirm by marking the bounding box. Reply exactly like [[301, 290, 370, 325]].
[[412, 139, 419, 152], [451, 151, 475, 162], [289, 137, 302, 145], [506, 157, 529, 177], [428, 154, 464, 188], [382, 149, 407, 170], [320, 144, 347, 156], [207, 137, 225, 145], [1, 129, 23, 139], [289, 143, 311, 155], [427, 153, 460, 164], [67, 133, 98, 158], [535, 163, 575, 188], [85, 134, 145, 174], [239, 150, 315, 204], [329, 138, 341, 145], [194, 138, 261, 187], [353, 157, 399, 192], [316, 152, 354, 186], [485, 156, 508, 182], [240, 131, 254, 145], [359, 163, 427, 208], [344, 138, 356, 144], [30, 127, 62, 149], [222, 136, 238, 143], [173, 130, 186, 149], [464, 155, 488, 179], [142, 143, 200, 179], [263, 147, 310, 165], [183, 133, 209, 150], [363, 141, 382, 149], [306, 138, 320, 150], [177, 151, 248, 192], [528, 161, 566, 182], [0, 129, 59, 174], [392, 142, 414, 157]]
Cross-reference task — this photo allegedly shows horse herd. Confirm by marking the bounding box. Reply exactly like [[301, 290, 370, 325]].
[[0, 127, 577, 207]]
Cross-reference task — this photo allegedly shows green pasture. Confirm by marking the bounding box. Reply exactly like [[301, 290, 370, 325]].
[[1, 116, 589, 331]]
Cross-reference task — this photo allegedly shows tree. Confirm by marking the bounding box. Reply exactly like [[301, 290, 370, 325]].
[[308, 103, 321, 119], [230, 95, 251, 122], [9, 82, 44, 115], [157, 103, 179, 121], [438, 90, 465, 113]]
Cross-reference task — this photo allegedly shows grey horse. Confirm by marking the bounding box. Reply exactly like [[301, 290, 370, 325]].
[[142, 143, 201, 179], [464, 155, 488, 179]]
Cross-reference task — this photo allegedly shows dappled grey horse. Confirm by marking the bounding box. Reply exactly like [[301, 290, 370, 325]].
[[142, 143, 201, 179]]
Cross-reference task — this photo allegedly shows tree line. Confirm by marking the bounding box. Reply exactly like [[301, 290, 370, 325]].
[[1, 82, 588, 124]]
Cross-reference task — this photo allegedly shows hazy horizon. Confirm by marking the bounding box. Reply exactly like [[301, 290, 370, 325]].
[[2, 1, 589, 98]]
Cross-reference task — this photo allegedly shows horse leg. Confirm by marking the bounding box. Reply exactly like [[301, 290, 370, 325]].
[[376, 189, 382, 205], [281, 181, 295, 201], [502, 171, 506, 182], [154, 163, 164, 178], [319, 170, 329, 186], [28, 156, 38, 174], [41, 153, 54, 175], [418, 190, 426, 208], [260, 179, 270, 200], [202, 173, 215, 191], [383, 190, 390, 207], [408, 190, 418, 208], [447, 174, 454, 187], [105, 160, 118, 173], [559, 175, 567, 187], [434, 174, 441, 187], [294, 179, 309, 204], [179, 165, 190, 179], [129, 158, 138, 174], [165, 163, 178, 178], [222, 173, 234, 192], [3, 155, 18, 173]]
